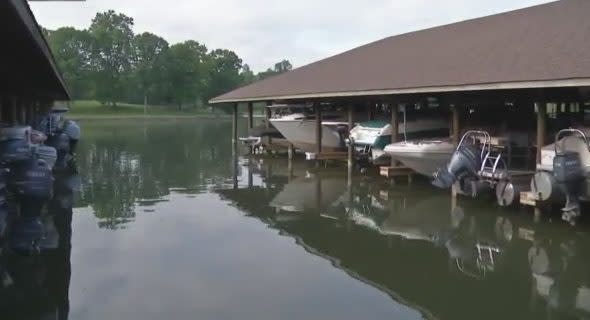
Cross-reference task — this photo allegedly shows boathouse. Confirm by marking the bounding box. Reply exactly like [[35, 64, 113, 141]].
[[0, 0, 70, 125], [210, 0, 590, 170]]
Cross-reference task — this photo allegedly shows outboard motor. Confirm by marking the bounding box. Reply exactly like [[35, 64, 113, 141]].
[[0, 126, 32, 164], [553, 129, 588, 223], [9, 158, 54, 202], [63, 119, 81, 153], [32, 145, 57, 170], [48, 133, 71, 170], [37, 107, 81, 172], [433, 144, 482, 189]]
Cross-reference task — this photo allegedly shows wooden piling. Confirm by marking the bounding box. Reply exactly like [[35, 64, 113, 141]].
[[390, 103, 399, 167], [315, 103, 322, 155], [232, 102, 239, 190], [315, 177, 322, 214], [265, 101, 272, 129], [451, 104, 460, 146], [247, 102, 254, 130], [246, 102, 254, 154], [11, 97, 17, 125], [536, 102, 546, 165], [347, 103, 354, 185], [20, 100, 26, 125], [232, 103, 238, 151], [265, 101, 272, 148]]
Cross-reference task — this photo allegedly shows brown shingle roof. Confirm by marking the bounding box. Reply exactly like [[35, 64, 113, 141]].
[[211, 0, 590, 104]]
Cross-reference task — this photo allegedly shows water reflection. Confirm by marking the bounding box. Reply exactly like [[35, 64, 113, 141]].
[[76, 120, 234, 229], [219, 156, 590, 320], [0, 171, 78, 320]]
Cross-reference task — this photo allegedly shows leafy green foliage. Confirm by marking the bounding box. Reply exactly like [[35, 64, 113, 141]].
[[43, 10, 294, 109], [257, 59, 293, 80]]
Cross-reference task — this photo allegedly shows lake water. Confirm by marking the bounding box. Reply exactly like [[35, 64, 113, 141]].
[[3, 119, 590, 320]]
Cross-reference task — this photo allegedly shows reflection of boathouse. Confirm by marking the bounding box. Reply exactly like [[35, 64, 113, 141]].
[[219, 159, 590, 320]]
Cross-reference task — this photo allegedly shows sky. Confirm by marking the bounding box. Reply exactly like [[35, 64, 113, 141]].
[[30, 0, 553, 72]]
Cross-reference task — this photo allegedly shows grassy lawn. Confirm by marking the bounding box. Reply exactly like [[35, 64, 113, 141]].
[[69, 100, 219, 116]]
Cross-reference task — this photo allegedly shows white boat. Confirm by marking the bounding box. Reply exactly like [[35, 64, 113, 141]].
[[384, 139, 454, 177], [349, 118, 449, 164], [269, 105, 348, 153]]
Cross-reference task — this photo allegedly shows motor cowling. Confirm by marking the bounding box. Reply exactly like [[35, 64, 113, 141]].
[[33, 145, 57, 170], [0, 139, 31, 164], [9, 158, 54, 200], [63, 120, 81, 153], [432, 144, 481, 189]]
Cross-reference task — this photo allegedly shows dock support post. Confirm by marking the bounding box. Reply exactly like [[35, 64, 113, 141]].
[[232, 103, 239, 189], [20, 100, 26, 125], [315, 103, 322, 164], [368, 102, 374, 121], [315, 177, 322, 214], [265, 101, 272, 128], [451, 104, 460, 147], [536, 102, 546, 165], [247, 102, 254, 154], [27, 103, 34, 126], [11, 97, 17, 125], [232, 103, 238, 151], [247, 165, 253, 188], [247, 102, 254, 130], [390, 103, 399, 167], [347, 103, 354, 187], [265, 101, 272, 150]]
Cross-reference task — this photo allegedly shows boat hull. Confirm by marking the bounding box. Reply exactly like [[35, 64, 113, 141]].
[[384, 139, 454, 177], [270, 119, 346, 153]]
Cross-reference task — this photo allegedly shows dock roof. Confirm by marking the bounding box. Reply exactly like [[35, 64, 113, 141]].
[[1, 0, 70, 100], [211, 0, 590, 104]]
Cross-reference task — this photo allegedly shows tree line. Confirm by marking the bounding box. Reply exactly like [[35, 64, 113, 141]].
[[44, 10, 292, 109]]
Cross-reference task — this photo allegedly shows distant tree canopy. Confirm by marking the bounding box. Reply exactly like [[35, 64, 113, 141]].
[[44, 10, 293, 109], [257, 59, 293, 80]]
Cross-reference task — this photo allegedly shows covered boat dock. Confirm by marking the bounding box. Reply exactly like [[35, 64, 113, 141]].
[[0, 0, 70, 125], [211, 0, 590, 215], [211, 0, 590, 166]]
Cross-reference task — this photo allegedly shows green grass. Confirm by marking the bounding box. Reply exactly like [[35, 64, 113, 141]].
[[69, 100, 218, 116]]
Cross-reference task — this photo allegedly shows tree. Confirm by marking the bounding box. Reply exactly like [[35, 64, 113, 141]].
[[274, 59, 292, 73], [88, 10, 135, 106], [240, 64, 256, 84], [257, 59, 293, 80], [133, 32, 169, 108], [203, 49, 243, 103], [162, 40, 208, 109], [44, 27, 93, 99]]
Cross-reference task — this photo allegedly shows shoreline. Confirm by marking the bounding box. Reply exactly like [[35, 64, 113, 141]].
[[69, 114, 230, 121], [69, 114, 265, 121]]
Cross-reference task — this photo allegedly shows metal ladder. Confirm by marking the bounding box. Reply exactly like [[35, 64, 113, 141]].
[[479, 144, 506, 180]]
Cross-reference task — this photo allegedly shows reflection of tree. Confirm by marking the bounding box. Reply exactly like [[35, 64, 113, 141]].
[[76, 120, 235, 229]]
